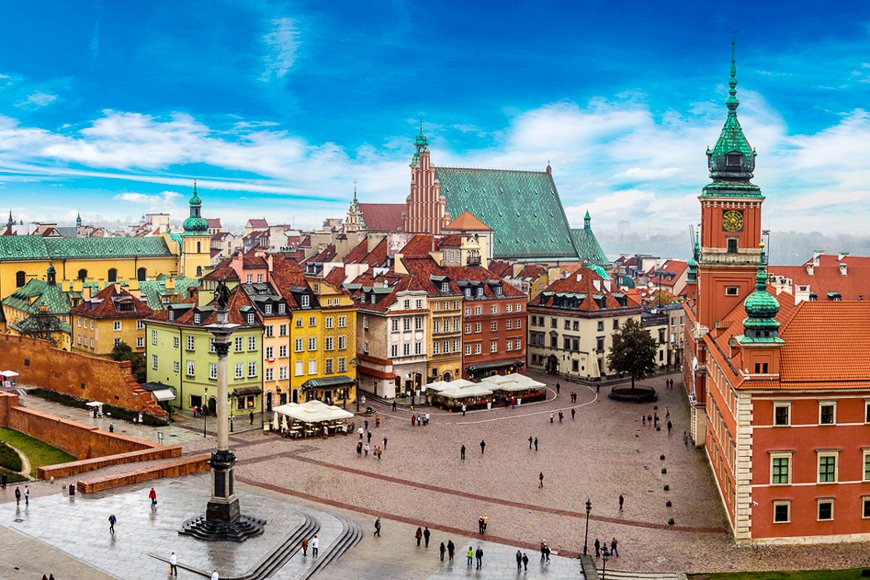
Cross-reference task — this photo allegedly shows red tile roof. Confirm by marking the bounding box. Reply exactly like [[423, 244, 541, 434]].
[[515, 265, 546, 280], [308, 244, 337, 263], [488, 260, 512, 277], [344, 238, 389, 267], [247, 218, 269, 228], [70, 284, 154, 319], [532, 268, 640, 312], [444, 210, 492, 231], [206, 218, 222, 229], [400, 234, 438, 257], [323, 266, 346, 289], [359, 203, 404, 232], [770, 254, 870, 302]]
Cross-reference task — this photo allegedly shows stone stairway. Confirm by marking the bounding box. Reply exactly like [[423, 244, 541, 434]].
[[297, 515, 363, 579], [597, 570, 688, 580]]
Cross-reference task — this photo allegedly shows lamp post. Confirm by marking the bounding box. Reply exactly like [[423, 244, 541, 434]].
[[583, 498, 592, 556], [351, 357, 360, 412], [203, 386, 208, 438], [601, 545, 610, 580]]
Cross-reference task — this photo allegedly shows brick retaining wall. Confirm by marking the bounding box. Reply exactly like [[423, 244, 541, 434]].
[[76, 453, 211, 494], [38, 445, 182, 479]]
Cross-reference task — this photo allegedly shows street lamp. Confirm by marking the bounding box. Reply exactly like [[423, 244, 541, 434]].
[[601, 545, 610, 580], [203, 386, 208, 438], [583, 498, 592, 556], [351, 357, 360, 412]]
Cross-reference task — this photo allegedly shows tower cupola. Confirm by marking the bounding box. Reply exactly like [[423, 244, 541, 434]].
[[182, 181, 209, 235], [741, 243, 782, 341]]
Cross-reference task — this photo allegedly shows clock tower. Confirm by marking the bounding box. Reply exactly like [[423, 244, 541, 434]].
[[696, 41, 764, 331]]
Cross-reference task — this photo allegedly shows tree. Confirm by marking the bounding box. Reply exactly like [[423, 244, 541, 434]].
[[607, 318, 657, 390], [110, 340, 134, 362], [111, 341, 146, 382]]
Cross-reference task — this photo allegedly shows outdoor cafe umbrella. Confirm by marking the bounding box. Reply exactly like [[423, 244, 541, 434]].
[[272, 412, 280, 431], [0, 371, 19, 377], [281, 414, 289, 432]]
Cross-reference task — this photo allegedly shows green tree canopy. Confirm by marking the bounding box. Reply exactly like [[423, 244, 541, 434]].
[[110, 340, 134, 362], [607, 318, 658, 390]]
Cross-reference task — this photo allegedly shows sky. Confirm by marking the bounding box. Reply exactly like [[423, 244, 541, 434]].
[[1, 0, 869, 235]]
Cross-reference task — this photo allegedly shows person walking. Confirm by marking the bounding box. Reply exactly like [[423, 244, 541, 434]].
[[364, 443, 369, 457], [619, 494, 624, 511], [364, 418, 369, 431], [411, 414, 416, 427], [169, 551, 178, 576], [149, 487, 157, 510], [475, 545, 483, 569], [478, 516, 485, 534], [367, 430, 373, 443], [534, 437, 538, 451], [14, 486, 20, 505], [610, 537, 619, 557], [439, 541, 446, 561], [528, 435, 533, 449], [301, 536, 309, 556], [594, 537, 600, 557], [466, 546, 474, 567], [550, 411, 554, 423], [358, 426, 364, 439], [211, 571, 219, 580], [249, 411, 254, 425], [460, 444, 466, 460], [423, 526, 431, 547], [516, 549, 523, 570], [447, 539, 455, 561], [24, 485, 29, 507], [311, 534, 319, 557], [642, 414, 646, 426], [461, 403, 466, 416], [480, 440, 486, 454], [415, 527, 423, 547], [556, 382, 560, 394], [374, 518, 381, 536], [539, 472, 544, 488], [376, 414, 381, 428], [392, 400, 398, 412], [522, 552, 529, 571], [383, 436, 388, 450], [109, 423, 115, 433], [357, 441, 363, 456], [667, 420, 673, 434], [108, 513, 117, 535], [571, 408, 576, 420]]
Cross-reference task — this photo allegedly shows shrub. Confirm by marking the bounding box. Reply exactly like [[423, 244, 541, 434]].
[[27, 389, 169, 427], [0, 440, 23, 472]]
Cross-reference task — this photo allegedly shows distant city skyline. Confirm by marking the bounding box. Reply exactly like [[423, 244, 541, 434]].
[[1, 1, 869, 234]]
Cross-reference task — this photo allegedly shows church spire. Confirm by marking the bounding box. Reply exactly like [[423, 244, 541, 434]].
[[353, 178, 358, 202], [183, 180, 208, 235], [76, 210, 82, 228], [6, 210, 13, 228]]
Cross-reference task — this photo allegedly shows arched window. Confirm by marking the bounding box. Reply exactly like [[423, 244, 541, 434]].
[[137, 267, 147, 281], [15, 271, 25, 287], [196, 266, 203, 277], [107, 268, 117, 282], [196, 241, 201, 253], [77, 269, 88, 281]]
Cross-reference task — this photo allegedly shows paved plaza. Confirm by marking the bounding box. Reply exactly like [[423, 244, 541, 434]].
[[3, 372, 870, 577]]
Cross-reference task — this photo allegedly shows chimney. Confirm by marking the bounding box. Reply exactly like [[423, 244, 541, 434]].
[[812, 251, 822, 267], [839, 263, 847, 276], [805, 264, 814, 276]]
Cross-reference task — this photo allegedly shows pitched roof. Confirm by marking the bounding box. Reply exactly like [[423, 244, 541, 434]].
[[343, 238, 389, 268], [444, 211, 491, 231], [206, 218, 222, 229], [136, 277, 200, 310], [400, 234, 438, 257], [308, 244, 337, 263], [434, 167, 578, 260], [70, 284, 154, 319], [514, 264, 547, 280], [532, 268, 640, 313], [488, 260, 512, 277], [358, 204, 405, 232], [770, 254, 870, 302], [0, 236, 174, 261], [165, 286, 259, 328], [247, 218, 269, 228], [2, 279, 71, 314], [570, 226, 610, 269]]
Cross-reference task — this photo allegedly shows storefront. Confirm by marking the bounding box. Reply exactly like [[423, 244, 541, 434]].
[[300, 375, 356, 406]]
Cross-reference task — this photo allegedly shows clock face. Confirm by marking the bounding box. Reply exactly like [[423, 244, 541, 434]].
[[722, 210, 744, 232]]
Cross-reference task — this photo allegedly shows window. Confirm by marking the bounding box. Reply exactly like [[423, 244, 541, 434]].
[[301, 295, 310, 308], [865, 401, 870, 424], [613, 319, 619, 330], [434, 320, 441, 334], [152, 355, 158, 370], [235, 337, 243, 352], [308, 360, 317, 375], [209, 363, 217, 380], [235, 363, 244, 379], [474, 306, 481, 315], [403, 299, 410, 308], [325, 317, 334, 329], [338, 358, 346, 372], [416, 299, 423, 308], [441, 282, 449, 292], [506, 340, 512, 351], [477, 288, 483, 297], [516, 319, 522, 329], [415, 317, 423, 330], [864, 451, 870, 482], [491, 305, 498, 314], [490, 340, 498, 353], [465, 344, 472, 356], [265, 304, 272, 315], [265, 346, 274, 359], [507, 304, 513, 313], [209, 340, 216, 353], [265, 368, 274, 381], [137, 337, 144, 349], [338, 316, 346, 328], [90, 337, 95, 348], [506, 320, 513, 330], [597, 321, 604, 332], [187, 336, 195, 351], [474, 323, 481, 333], [308, 337, 317, 351], [773, 403, 790, 426], [77, 268, 88, 281], [725, 286, 739, 297], [773, 501, 790, 523], [279, 303, 286, 315], [515, 303, 522, 312], [403, 344, 410, 356], [325, 337, 334, 351], [248, 336, 257, 351], [415, 342, 422, 355], [296, 318, 303, 328], [475, 344, 481, 355], [186, 361, 195, 376], [257, 274, 264, 283], [325, 359, 333, 374], [248, 362, 257, 377], [465, 324, 471, 335], [863, 498, 870, 519], [152, 330, 158, 345], [727, 238, 738, 253], [818, 499, 834, 522], [403, 318, 411, 331], [391, 344, 398, 358], [515, 339, 521, 350], [295, 361, 304, 376], [294, 338, 304, 352], [279, 324, 288, 336], [137, 320, 145, 330], [247, 313, 255, 325], [173, 361, 179, 373], [819, 402, 836, 425], [818, 452, 838, 483], [15, 271, 25, 287], [491, 322, 498, 332], [464, 307, 471, 317], [771, 454, 791, 485], [265, 325, 273, 338], [279, 366, 288, 380], [247, 275, 253, 284], [338, 335, 346, 350], [279, 345, 288, 358]]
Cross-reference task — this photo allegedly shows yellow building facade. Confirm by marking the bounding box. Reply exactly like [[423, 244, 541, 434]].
[[70, 284, 154, 357]]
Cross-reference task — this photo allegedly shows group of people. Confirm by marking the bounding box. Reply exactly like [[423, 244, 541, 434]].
[[593, 537, 620, 558], [410, 413, 430, 426], [356, 440, 384, 460], [549, 408, 576, 422], [13, 484, 29, 506]]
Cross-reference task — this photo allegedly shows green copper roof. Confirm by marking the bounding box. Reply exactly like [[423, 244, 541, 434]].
[[2, 278, 71, 315], [740, 245, 781, 343], [703, 41, 761, 198], [137, 277, 200, 310], [183, 182, 209, 236], [570, 227, 610, 269], [11, 315, 71, 335], [435, 167, 583, 260], [0, 236, 174, 261]]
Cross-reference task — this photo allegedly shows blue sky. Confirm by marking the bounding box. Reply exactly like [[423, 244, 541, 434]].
[[1, 0, 869, 234]]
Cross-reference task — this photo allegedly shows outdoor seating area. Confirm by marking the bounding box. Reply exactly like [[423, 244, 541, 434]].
[[0, 370, 19, 388], [269, 400, 354, 439], [427, 373, 548, 411]]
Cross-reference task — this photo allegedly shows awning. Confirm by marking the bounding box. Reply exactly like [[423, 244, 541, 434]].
[[467, 360, 524, 372], [274, 400, 354, 423], [86, 401, 104, 407], [151, 389, 176, 402], [301, 375, 355, 390], [232, 386, 262, 396], [0, 370, 19, 378]]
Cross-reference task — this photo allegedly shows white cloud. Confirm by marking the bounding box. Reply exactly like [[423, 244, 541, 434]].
[[260, 17, 300, 82], [113, 190, 183, 207], [15, 92, 58, 110]]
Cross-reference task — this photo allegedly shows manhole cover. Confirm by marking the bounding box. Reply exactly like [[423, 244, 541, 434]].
[[13, 518, 23, 522], [170, 434, 178, 437]]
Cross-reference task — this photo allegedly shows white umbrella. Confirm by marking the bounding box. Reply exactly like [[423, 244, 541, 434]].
[[281, 415, 289, 432], [272, 412, 280, 431], [0, 371, 19, 377]]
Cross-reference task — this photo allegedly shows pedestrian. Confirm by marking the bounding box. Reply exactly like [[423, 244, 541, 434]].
[[376, 446, 382, 461], [440, 541, 446, 561], [1, 472, 6, 489], [466, 546, 474, 567], [549, 412, 554, 423], [364, 443, 369, 457], [594, 538, 600, 557], [447, 539, 455, 561], [364, 418, 369, 431], [424, 526, 431, 547], [647, 414, 652, 425], [596, 384, 600, 394], [411, 415, 416, 427], [108, 513, 117, 534], [619, 494, 624, 511], [571, 391, 576, 403], [109, 423, 114, 433], [169, 551, 178, 576], [478, 516, 485, 534], [483, 514, 488, 532], [539, 472, 544, 488], [540, 542, 547, 562], [361, 395, 366, 406], [14, 486, 20, 505], [534, 437, 538, 451], [211, 571, 219, 580], [475, 545, 483, 569], [461, 403, 466, 417], [311, 534, 319, 557], [415, 526, 423, 547], [610, 537, 619, 557], [367, 431, 372, 443], [642, 414, 646, 426], [666, 407, 670, 420], [302, 536, 309, 556], [49, 574, 54, 580], [558, 410, 563, 422], [522, 552, 529, 571], [374, 518, 381, 536], [480, 440, 486, 454], [383, 436, 388, 449], [358, 426, 364, 439], [684, 430, 689, 446], [460, 444, 466, 460], [571, 407, 576, 420], [528, 435, 533, 449], [667, 420, 673, 434], [425, 413, 430, 425], [375, 414, 381, 428], [516, 549, 523, 570], [392, 400, 397, 412], [357, 441, 363, 456], [249, 411, 254, 425], [149, 487, 157, 509], [24, 485, 29, 507], [556, 382, 560, 394]]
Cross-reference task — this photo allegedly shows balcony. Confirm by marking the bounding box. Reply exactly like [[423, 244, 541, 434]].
[[467, 255, 481, 267]]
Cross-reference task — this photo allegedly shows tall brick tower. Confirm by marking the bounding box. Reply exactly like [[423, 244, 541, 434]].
[[404, 124, 451, 234]]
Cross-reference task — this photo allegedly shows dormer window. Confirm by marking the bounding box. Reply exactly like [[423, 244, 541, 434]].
[[441, 282, 449, 293], [464, 288, 471, 298], [726, 153, 741, 167], [301, 295, 310, 308], [265, 304, 272, 315], [169, 310, 175, 322], [194, 312, 201, 324], [247, 313, 255, 325], [495, 285, 503, 296], [278, 303, 286, 314], [476, 287, 484, 297]]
